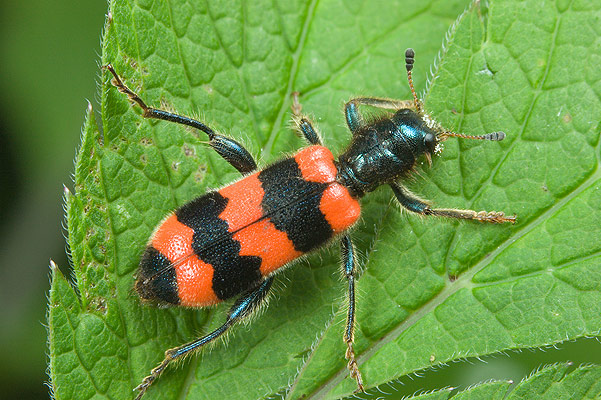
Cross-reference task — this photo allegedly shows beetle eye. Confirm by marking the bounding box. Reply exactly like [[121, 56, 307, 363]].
[[424, 132, 436, 152]]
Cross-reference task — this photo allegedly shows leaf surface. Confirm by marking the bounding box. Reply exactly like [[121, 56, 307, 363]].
[[48, 0, 601, 399]]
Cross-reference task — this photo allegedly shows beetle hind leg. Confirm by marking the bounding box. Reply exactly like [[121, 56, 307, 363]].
[[103, 64, 257, 174], [134, 277, 274, 400]]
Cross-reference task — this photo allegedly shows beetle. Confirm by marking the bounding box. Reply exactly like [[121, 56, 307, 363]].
[[104, 48, 515, 399]]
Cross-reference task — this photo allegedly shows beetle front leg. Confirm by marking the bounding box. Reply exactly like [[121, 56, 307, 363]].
[[344, 97, 415, 134], [390, 183, 516, 224]]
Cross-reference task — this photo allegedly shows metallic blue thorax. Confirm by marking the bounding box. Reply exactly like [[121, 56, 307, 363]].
[[337, 108, 437, 196]]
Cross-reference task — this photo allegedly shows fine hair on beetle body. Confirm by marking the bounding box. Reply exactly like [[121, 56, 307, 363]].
[[103, 47, 515, 400]]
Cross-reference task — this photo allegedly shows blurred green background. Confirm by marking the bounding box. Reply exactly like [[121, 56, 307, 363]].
[[0, 1, 107, 398], [1, 1, 598, 399]]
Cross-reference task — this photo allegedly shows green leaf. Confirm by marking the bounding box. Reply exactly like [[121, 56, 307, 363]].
[[48, 0, 601, 400], [382, 363, 601, 400]]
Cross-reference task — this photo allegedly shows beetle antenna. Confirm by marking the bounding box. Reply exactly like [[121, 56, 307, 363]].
[[439, 131, 506, 141], [404, 48, 422, 113]]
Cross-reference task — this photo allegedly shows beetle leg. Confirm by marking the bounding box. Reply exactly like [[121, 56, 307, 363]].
[[343, 49, 425, 134], [390, 183, 516, 224], [134, 277, 274, 400], [104, 64, 257, 174], [340, 235, 365, 392], [344, 97, 415, 134], [290, 92, 322, 145]]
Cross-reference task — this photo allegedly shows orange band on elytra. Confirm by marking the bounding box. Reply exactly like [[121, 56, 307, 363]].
[[152, 214, 220, 307]]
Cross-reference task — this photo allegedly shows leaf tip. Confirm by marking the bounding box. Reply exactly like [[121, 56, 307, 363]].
[[49, 259, 59, 274]]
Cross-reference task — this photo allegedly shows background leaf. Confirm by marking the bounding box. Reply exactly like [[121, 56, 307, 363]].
[[48, 0, 601, 399], [379, 363, 601, 400]]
